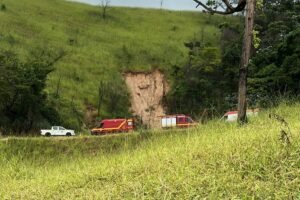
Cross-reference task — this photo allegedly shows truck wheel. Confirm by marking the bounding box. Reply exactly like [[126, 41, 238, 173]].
[[45, 132, 51, 137], [66, 132, 71, 136]]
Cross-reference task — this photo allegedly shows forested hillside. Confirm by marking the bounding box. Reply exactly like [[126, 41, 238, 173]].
[[0, 0, 238, 133]]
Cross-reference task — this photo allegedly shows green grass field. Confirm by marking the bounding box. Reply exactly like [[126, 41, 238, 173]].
[[0, 0, 239, 128], [0, 102, 299, 199]]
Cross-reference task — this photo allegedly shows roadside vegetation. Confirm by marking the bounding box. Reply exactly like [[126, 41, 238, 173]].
[[0, 102, 299, 199]]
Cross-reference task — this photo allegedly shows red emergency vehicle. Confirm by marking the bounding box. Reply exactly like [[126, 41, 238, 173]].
[[91, 118, 134, 135], [161, 114, 197, 128]]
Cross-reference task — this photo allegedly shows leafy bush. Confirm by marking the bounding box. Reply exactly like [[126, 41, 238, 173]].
[[0, 4, 6, 11], [0, 50, 63, 134]]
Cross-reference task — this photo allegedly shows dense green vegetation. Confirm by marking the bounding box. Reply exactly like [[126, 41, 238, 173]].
[[167, 0, 300, 117], [0, 102, 299, 198], [249, 0, 300, 101], [0, 49, 63, 134]]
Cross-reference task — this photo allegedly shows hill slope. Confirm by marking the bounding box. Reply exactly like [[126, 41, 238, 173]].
[[0, 103, 299, 198], [0, 0, 236, 129]]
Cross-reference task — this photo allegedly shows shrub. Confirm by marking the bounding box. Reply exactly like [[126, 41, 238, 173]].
[[1, 4, 6, 11]]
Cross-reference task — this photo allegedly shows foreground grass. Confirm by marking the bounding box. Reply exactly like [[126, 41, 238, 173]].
[[0, 103, 300, 199]]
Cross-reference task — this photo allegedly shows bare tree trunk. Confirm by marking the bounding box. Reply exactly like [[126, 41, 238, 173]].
[[237, 0, 255, 124], [101, 0, 110, 19], [55, 76, 61, 98], [98, 81, 106, 117]]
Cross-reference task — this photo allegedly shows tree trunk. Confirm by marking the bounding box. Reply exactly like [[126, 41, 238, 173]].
[[237, 0, 255, 124]]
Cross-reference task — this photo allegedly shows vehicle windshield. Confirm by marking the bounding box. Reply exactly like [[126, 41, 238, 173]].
[[187, 117, 193, 123], [59, 127, 66, 130], [97, 123, 104, 128]]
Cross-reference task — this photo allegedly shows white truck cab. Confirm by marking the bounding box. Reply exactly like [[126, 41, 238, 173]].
[[222, 109, 259, 122], [41, 126, 75, 136]]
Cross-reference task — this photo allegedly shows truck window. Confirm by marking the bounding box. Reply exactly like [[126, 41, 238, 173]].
[[53, 126, 58, 130], [98, 123, 104, 128], [59, 127, 65, 130], [187, 117, 193, 123]]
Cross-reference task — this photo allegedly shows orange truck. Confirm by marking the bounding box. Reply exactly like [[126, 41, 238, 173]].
[[91, 118, 134, 135], [161, 114, 197, 128]]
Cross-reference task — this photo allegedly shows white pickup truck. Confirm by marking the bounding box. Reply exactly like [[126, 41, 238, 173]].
[[41, 126, 75, 136]]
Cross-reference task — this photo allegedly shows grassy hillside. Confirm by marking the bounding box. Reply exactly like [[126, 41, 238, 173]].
[[0, 0, 238, 129], [0, 103, 299, 198]]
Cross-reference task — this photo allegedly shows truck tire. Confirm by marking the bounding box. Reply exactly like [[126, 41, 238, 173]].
[[45, 132, 51, 137], [66, 132, 71, 136]]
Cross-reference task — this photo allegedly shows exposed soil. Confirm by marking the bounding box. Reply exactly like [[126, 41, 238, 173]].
[[84, 103, 97, 128], [124, 69, 169, 128]]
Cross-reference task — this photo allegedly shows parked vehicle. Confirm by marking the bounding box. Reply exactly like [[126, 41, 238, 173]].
[[161, 114, 197, 128], [91, 118, 134, 135], [222, 108, 259, 122], [41, 126, 75, 136]]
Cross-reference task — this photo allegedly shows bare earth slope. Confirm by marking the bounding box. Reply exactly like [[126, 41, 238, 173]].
[[124, 70, 169, 128]]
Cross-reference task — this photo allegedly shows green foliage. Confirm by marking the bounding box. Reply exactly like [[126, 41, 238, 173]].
[[0, 3, 5, 11], [0, 50, 62, 134], [217, 0, 300, 108], [256, 0, 264, 10], [249, 0, 300, 105], [255, 0, 300, 49], [249, 28, 300, 97], [167, 41, 223, 116], [0, 103, 300, 198], [253, 30, 261, 49], [167, 20, 243, 117]]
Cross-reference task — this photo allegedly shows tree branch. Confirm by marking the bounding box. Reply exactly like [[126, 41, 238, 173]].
[[193, 0, 246, 15]]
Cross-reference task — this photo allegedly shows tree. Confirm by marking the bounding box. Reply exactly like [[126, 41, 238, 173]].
[[247, 0, 300, 106], [167, 40, 223, 117], [160, 0, 164, 9], [0, 50, 64, 134], [100, 0, 110, 19], [193, 0, 255, 124], [97, 80, 107, 116]]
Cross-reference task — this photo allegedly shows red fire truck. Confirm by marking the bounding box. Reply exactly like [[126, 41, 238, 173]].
[[161, 114, 197, 128], [91, 118, 134, 135]]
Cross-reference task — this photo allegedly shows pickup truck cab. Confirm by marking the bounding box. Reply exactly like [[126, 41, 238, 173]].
[[41, 126, 75, 136]]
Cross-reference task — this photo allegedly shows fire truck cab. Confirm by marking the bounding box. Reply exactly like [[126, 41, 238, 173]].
[[91, 118, 134, 135]]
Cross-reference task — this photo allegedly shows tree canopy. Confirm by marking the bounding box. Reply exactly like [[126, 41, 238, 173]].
[[0, 50, 63, 134]]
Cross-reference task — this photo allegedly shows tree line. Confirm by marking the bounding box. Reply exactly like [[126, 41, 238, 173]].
[[0, 50, 63, 135], [167, 0, 300, 119]]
